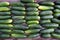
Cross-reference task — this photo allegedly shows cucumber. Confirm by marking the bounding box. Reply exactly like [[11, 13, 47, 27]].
[[42, 23, 59, 28], [12, 11, 26, 16], [0, 12, 11, 15], [28, 34, 40, 38], [54, 13, 60, 18], [0, 2, 9, 7], [41, 20, 51, 24], [11, 7, 25, 11], [52, 33, 60, 38], [11, 34, 27, 38], [39, 2, 54, 6], [21, 0, 35, 2], [27, 21, 39, 25], [41, 15, 53, 19], [52, 18, 60, 24], [40, 11, 53, 16], [26, 16, 40, 20], [0, 24, 13, 29], [0, 19, 12, 23], [28, 24, 41, 29], [38, 6, 54, 10], [12, 30, 24, 34], [13, 20, 26, 24], [25, 29, 40, 34], [55, 29, 60, 34], [0, 16, 11, 19], [41, 34, 51, 38], [0, 34, 10, 38], [55, 1, 60, 5], [26, 3, 39, 7], [0, 7, 10, 11], [27, 12, 39, 16], [14, 25, 28, 30], [26, 7, 38, 12], [55, 5, 60, 9], [54, 9, 60, 13], [0, 29, 11, 33], [10, 2, 24, 7], [40, 29, 54, 33], [12, 16, 25, 20]]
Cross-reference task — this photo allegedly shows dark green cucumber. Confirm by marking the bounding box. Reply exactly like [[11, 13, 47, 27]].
[[41, 15, 53, 19], [41, 20, 51, 24], [54, 9, 60, 13], [55, 5, 60, 9], [55, 29, 60, 34], [26, 7, 38, 12], [0, 29, 11, 33], [12, 16, 25, 20], [25, 29, 40, 34], [40, 11, 53, 16], [40, 29, 54, 33], [52, 33, 60, 38], [0, 19, 12, 23], [0, 7, 10, 11], [26, 3, 39, 7], [11, 34, 27, 38], [40, 2, 54, 6], [12, 30, 24, 34], [38, 6, 54, 10], [27, 21, 39, 25], [0, 34, 10, 38], [10, 2, 24, 7], [42, 23, 59, 28], [13, 20, 26, 24], [14, 25, 28, 30], [41, 34, 51, 38], [0, 2, 9, 7], [11, 7, 25, 11], [0, 12, 11, 15], [26, 16, 40, 20], [0, 16, 11, 19], [28, 34, 40, 38], [0, 24, 13, 29], [27, 12, 39, 16], [21, 0, 35, 2], [28, 24, 41, 29], [52, 18, 60, 24], [12, 11, 26, 15], [54, 13, 60, 18]]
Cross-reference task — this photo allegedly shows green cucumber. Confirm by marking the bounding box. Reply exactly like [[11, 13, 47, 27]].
[[28, 34, 40, 38], [26, 16, 40, 20], [26, 3, 39, 7], [40, 11, 53, 16], [54, 13, 60, 18], [11, 34, 27, 38], [0, 24, 13, 29], [12, 11, 26, 15], [55, 5, 60, 9], [0, 12, 11, 15], [0, 2, 9, 7], [12, 16, 25, 20], [54, 9, 60, 13], [27, 12, 39, 16], [11, 7, 25, 11], [13, 20, 26, 23], [12, 30, 24, 34], [40, 29, 54, 33], [41, 15, 53, 19], [42, 23, 59, 28], [21, 0, 35, 2], [0, 7, 10, 11], [0, 16, 11, 19], [0, 19, 12, 23], [0, 34, 10, 38], [25, 29, 40, 34], [27, 21, 39, 25], [41, 34, 51, 38], [55, 29, 60, 34], [10, 2, 24, 7], [28, 24, 41, 28], [38, 6, 54, 10], [26, 7, 38, 12]]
